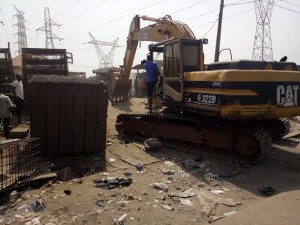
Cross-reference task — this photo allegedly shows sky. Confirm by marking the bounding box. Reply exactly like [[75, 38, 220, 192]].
[[0, 0, 299, 77]]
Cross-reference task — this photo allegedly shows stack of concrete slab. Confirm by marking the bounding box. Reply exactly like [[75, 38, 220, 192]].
[[28, 76, 108, 155]]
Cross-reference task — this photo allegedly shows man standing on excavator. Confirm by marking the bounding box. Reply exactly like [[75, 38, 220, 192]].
[[141, 54, 161, 113]]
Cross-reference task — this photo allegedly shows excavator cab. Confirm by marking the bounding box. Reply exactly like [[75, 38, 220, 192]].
[[149, 38, 205, 103]]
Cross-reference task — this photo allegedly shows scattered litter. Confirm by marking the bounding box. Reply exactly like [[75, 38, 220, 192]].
[[211, 189, 226, 195], [209, 215, 225, 223], [17, 204, 32, 217], [258, 186, 276, 196], [95, 199, 107, 207], [150, 182, 168, 192], [117, 201, 131, 207], [109, 158, 116, 162], [168, 188, 197, 198], [10, 190, 20, 204], [30, 200, 46, 213], [224, 211, 237, 217], [25, 217, 40, 225], [135, 163, 144, 172], [102, 172, 109, 176], [94, 173, 132, 189], [164, 161, 175, 167], [64, 190, 72, 195], [180, 198, 192, 206], [222, 187, 230, 192], [209, 170, 242, 180], [144, 138, 162, 151], [117, 213, 127, 222], [17, 199, 46, 217], [162, 170, 175, 175], [161, 204, 174, 211]]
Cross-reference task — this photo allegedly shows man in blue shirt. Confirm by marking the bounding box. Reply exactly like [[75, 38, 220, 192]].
[[141, 54, 161, 113]]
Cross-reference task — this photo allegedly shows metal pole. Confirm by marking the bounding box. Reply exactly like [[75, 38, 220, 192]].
[[214, 0, 224, 62]]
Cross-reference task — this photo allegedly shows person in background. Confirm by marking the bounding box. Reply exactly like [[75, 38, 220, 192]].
[[141, 55, 161, 113], [0, 91, 15, 139], [11, 74, 24, 124]]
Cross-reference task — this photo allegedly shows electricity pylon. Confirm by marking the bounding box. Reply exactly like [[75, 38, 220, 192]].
[[252, 0, 275, 60], [37, 7, 62, 49], [13, 5, 28, 55], [88, 33, 121, 68]]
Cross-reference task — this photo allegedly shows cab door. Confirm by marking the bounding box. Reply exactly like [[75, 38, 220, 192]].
[[163, 39, 200, 102], [163, 39, 184, 102]]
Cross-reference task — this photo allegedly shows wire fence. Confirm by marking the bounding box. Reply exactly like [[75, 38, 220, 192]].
[[0, 138, 41, 193]]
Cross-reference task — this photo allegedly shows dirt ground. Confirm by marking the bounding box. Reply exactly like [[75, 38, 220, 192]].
[[1, 98, 300, 225]]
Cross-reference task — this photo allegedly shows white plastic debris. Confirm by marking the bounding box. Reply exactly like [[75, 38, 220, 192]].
[[118, 213, 128, 222], [161, 204, 174, 211], [210, 189, 226, 195], [150, 182, 168, 192]]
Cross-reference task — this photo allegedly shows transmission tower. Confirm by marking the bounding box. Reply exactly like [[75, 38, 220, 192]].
[[13, 5, 28, 55], [252, 0, 274, 61], [88, 33, 121, 68], [37, 7, 62, 49]]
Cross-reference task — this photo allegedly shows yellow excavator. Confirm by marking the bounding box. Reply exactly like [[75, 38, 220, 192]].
[[107, 15, 195, 101], [115, 15, 300, 160]]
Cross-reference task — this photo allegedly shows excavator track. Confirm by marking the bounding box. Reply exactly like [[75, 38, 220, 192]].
[[255, 117, 291, 139], [116, 111, 273, 161]]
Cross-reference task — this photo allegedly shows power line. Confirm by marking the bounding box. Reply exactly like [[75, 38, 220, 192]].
[[61, 0, 109, 25], [64, 0, 164, 39], [203, 19, 219, 37], [279, 0, 300, 7], [192, 7, 254, 30], [95, 2, 217, 42], [0, 7, 13, 45], [274, 4, 300, 13], [53, 0, 85, 20], [170, 0, 211, 15], [185, 9, 219, 22], [225, 1, 255, 6]]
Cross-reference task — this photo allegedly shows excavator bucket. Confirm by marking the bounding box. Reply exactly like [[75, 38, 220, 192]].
[[93, 67, 131, 102], [111, 78, 132, 101]]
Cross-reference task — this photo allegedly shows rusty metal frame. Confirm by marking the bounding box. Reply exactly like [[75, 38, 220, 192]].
[[0, 138, 41, 193]]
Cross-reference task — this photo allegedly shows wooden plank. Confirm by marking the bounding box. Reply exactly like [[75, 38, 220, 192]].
[[84, 84, 98, 152], [72, 84, 86, 153], [94, 89, 108, 152], [35, 82, 47, 155], [29, 82, 39, 138], [46, 82, 59, 155], [61, 82, 74, 154]]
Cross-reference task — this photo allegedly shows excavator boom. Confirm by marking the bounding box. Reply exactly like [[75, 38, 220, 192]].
[[123, 14, 195, 81]]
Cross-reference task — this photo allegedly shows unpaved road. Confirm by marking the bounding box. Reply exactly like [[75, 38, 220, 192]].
[[1, 98, 300, 225]]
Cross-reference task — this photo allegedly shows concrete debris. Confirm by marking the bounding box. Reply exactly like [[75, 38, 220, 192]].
[[150, 182, 168, 192], [180, 198, 192, 206], [211, 190, 226, 195], [161, 204, 174, 211], [95, 199, 107, 207], [168, 188, 197, 198], [94, 173, 133, 189], [24, 217, 41, 225], [144, 138, 162, 151]]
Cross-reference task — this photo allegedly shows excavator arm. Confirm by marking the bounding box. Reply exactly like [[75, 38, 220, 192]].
[[122, 14, 196, 80]]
